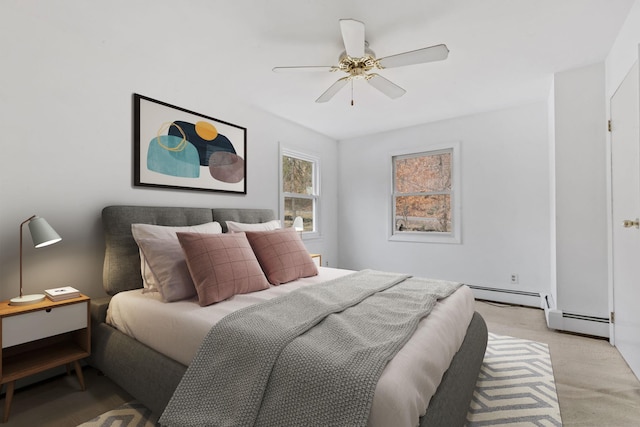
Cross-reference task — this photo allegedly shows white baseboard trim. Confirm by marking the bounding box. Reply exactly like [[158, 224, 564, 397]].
[[541, 293, 609, 338]]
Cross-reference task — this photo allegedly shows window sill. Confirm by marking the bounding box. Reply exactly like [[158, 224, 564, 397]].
[[301, 231, 321, 240], [389, 232, 460, 244]]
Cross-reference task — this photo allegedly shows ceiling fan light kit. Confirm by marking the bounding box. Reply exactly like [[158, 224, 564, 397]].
[[273, 19, 449, 104]]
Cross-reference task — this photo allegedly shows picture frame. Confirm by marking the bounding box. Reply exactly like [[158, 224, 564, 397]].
[[133, 93, 247, 194]]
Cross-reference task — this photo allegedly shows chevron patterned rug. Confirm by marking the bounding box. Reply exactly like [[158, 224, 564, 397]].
[[77, 401, 159, 427], [466, 333, 562, 426], [78, 334, 561, 427]]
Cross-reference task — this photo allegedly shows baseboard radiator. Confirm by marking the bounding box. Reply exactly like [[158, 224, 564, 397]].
[[468, 285, 610, 338], [467, 285, 542, 308], [540, 293, 609, 338]]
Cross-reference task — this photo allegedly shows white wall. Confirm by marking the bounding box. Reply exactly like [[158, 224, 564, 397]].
[[0, 4, 338, 300], [607, 0, 640, 99], [2, 0, 635, 322], [337, 103, 551, 298], [552, 63, 608, 318]]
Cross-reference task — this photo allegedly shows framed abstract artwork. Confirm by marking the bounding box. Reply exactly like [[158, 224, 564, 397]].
[[133, 94, 247, 194]]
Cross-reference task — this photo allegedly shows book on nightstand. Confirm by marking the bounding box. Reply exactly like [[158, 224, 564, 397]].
[[44, 286, 81, 301]]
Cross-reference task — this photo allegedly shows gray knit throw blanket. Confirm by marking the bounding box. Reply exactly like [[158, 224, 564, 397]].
[[159, 269, 461, 427]]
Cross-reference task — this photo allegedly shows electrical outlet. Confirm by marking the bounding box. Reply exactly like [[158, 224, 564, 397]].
[[510, 273, 519, 284]]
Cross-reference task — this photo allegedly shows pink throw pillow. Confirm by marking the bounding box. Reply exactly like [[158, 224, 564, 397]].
[[177, 232, 270, 306], [245, 228, 318, 285]]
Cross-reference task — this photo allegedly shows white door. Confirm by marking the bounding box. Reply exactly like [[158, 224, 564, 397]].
[[611, 61, 640, 380]]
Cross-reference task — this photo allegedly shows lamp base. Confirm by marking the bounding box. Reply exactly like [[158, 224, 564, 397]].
[[9, 294, 46, 306]]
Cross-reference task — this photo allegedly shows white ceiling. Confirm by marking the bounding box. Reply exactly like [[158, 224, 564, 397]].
[[11, 1, 636, 140], [209, 0, 633, 140]]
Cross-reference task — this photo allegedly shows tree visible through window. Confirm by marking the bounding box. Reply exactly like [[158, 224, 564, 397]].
[[393, 149, 452, 234], [281, 151, 319, 233]]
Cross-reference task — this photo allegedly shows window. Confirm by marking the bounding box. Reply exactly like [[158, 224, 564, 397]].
[[280, 149, 320, 237], [391, 143, 460, 243]]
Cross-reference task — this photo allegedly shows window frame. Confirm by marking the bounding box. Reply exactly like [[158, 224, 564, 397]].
[[279, 146, 321, 239], [389, 141, 461, 244]]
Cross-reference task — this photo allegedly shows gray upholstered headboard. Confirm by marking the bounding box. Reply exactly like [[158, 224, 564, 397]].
[[101, 205, 275, 296]]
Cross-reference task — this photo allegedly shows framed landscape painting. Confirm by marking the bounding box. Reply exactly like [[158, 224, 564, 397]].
[[133, 93, 247, 194]]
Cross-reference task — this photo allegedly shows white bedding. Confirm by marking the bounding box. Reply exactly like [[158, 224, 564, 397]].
[[107, 267, 475, 427]]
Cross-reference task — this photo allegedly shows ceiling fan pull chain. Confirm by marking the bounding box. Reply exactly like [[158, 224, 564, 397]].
[[351, 80, 354, 106]]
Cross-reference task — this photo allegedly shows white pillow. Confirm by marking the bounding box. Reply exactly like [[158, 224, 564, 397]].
[[131, 222, 223, 301], [225, 219, 281, 233], [134, 237, 197, 302]]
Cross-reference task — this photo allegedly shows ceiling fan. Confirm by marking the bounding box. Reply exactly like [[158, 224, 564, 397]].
[[272, 19, 449, 104]]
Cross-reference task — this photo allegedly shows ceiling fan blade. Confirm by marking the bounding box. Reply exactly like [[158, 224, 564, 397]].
[[377, 44, 449, 69], [272, 66, 335, 73], [339, 19, 365, 58], [316, 77, 349, 103], [367, 73, 406, 99]]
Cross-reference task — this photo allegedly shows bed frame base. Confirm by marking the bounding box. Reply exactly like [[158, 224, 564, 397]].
[[419, 311, 487, 426], [90, 299, 486, 426]]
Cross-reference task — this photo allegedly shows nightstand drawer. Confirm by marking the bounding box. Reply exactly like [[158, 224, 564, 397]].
[[2, 302, 87, 348]]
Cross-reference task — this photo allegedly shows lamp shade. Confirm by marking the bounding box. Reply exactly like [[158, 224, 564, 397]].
[[28, 216, 62, 248], [11, 215, 62, 306], [292, 216, 304, 232]]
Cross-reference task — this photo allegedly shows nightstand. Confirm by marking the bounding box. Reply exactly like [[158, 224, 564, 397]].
[[0, 295, 90, 422], [310, 253, 322, 267]]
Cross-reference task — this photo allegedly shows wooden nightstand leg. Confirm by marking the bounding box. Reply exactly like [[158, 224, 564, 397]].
[[3, 381, 15, 423], [73, 361, 86, 391]]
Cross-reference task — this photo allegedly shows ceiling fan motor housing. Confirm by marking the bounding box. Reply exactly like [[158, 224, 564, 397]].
[[337, 42, 379, 78]]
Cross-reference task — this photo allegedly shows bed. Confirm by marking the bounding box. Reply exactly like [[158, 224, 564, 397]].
[[88, 205, 487, 427]]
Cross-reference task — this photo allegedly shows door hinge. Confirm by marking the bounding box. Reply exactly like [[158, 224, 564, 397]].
[[610, 311, 615, 324], [608, 119, 612, 132]]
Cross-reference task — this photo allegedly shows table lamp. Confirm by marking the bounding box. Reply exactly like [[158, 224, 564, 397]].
[[11, 215, 62, 306], [292, 216, 304, 237]]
